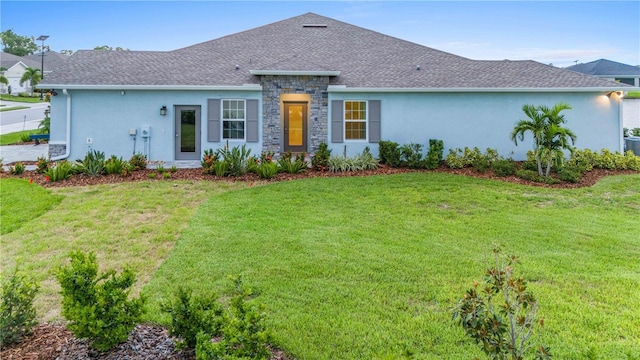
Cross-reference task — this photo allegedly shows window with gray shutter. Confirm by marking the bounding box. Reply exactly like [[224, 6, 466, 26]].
[[246, 99, 259, 142], [331, 100, 343, 143], [369, 100, 381, 143], [207, 99, 221, 142]]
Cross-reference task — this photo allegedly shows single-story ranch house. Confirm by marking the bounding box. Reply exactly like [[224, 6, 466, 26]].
[[39, 13, 628, 164]]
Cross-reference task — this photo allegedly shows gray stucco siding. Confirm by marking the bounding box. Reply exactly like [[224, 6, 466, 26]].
[[328, 91, 622, 160]]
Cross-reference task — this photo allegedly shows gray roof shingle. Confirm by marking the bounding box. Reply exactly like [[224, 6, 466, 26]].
[[566, 59, 640, 76], [41, 13, 624, 89]]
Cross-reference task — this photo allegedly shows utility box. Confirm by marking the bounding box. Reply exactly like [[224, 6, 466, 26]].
[[141, 126, 150, 138], [625, 137, 640, 156]]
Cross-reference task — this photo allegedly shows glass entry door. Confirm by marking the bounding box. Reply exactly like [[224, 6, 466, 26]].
[[175, 105, 201, 160], [284, 102, 307, 152]]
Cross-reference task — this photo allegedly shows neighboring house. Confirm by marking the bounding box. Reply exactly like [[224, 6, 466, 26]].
[[1, 50, 67, 94], [1, 52, 40, 94], [567, 59, 640, 87], [567, 59, 640, 129], [39, 13, 627, 164]]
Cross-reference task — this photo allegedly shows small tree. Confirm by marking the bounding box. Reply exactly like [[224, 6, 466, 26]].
[[19, 67, 41, 97], [0, 66, 8, 86], [511, 103, 575, 177], [452, 247, 551, 360]]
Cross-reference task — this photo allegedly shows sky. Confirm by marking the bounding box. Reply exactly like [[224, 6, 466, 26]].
[[1, 1, 639, 68]]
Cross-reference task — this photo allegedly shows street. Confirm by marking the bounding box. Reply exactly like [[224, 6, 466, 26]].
[[0, 100, 49, 134]]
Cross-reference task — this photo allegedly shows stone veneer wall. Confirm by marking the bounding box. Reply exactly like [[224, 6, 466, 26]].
[[260, 75, 329, 154], [49, 144, 66, 158]]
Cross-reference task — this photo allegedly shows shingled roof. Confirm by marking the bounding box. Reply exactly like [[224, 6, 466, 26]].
[[41, 12, 623, 90], [566, 59, 640, 77]]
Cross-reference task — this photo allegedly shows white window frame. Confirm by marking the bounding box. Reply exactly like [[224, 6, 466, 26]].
[[344, 100, 368, 141], [222, 99, 246, 140]]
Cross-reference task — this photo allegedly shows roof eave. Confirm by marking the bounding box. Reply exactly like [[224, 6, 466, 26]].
[[327, 85, 630, 93], [36, 84, 263, 91]]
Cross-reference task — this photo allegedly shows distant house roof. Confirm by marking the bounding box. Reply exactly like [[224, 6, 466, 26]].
[[1, 52, 39, 70], [566, 59, 640, 77], [41, 13, 624, 90], [23, 51, 69, 72]]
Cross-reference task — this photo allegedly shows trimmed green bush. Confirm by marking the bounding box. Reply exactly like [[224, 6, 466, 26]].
[[491, 158, 517, 177], [400, 143, 423, 168], [0, 269, 39, 347], [311, 142, 331, 171], [378, 140, 401, 167], [557, 166, 583, 183], [424, 139, 444, 170], [57, 251, 145, 352], [516, 169, 560, 184]]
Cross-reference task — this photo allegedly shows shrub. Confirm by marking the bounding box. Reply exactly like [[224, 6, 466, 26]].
[[35, 156, 50, 174], [516, 169, 560, 184], [566, 149, 596, 172], [311, 142, 331, 171], [216, 144, 252, 177], [594, 149, 616, 170], [148, 172, 157, 179], [9, 162, 25, 175], [445, 148, 465, 169], [202, 149, 218, 175], [75, 150, 105, 176], [195, 276, 271, 360], [0, 269, 39, 347], [163, 172, 171, 179], [400, 143, 423, 168], [170, 165, 178, 173], [471, 156, 490, 173], [624, 150, 640, 171], [278, 151, 308, 174], [57, 251, 145, 352], [624, 128, 629, 138], [20, 133, 32, 143], [354, 147, 379, 171], [161, 288, 223, 349], [104, 155, 126, 175], [557, 166, 583, 183], [378, 140, 401, 167], [328, 156, 350, 172], [129, 153, 147, 171], [453, 247, 551, 360], [256, 161, 279, 179], [491, 158, 517, 177], [38, 117, 50, 134], [213, 160, 229, 177], [632, 128, 640, 137], [44, 161, 73, 182], [424, 139, 444, 170]]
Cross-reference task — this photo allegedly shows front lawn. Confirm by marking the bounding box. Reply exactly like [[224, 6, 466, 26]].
[[0, 94, 45, 103], [0, 130, 39, 145], [1, 173, 638, 359], [144, 173, 640, 359], [0, 106, 30, 112]]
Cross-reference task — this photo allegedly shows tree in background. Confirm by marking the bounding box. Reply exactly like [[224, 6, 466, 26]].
[[1, 29, 38, 56], [94, 45, 130, 51], [19, 67, 41, 97], [0, 67, 8, 86], [60, 50, 74, 56]]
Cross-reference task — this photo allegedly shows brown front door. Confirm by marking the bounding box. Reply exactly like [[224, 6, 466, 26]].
[[284, 102, 307, 152]]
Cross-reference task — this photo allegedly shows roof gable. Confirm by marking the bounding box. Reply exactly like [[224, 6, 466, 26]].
[[41, 13, 625, 90]]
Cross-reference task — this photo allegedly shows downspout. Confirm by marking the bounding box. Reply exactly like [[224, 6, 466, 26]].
[[51, 89, 71, 161]]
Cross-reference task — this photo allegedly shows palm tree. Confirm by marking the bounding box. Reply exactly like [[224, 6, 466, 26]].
[[0, 67, 8, 86], [511, 102, 575, 177], [511, 104, 547, 176], [19, 67, 41, 97]]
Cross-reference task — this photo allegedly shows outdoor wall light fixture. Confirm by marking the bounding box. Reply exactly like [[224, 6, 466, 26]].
[[607, 91, 624, 98], [160, 106, 167, 116], [121, 91, 125, 96]]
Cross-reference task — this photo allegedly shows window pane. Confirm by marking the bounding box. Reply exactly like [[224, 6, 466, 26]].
[[223, 120, 245, 139], [345, 121, 366, 140], [181, 110, 196, 152]]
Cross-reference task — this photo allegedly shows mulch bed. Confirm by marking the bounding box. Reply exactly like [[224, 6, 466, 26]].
[[1, 163, 637, 189], [1, 164, 637, 358]]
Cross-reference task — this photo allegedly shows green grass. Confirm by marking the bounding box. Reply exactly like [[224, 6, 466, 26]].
[[0, 130, 40, 145], [627, 91, 640, 99], [144, 173, 640, 359], [2, 173, 639, 359], [0, 106, 30, 112], [0, 179, 63, 234], [0, 179, 246, 321], [0, 94, 45, 103]]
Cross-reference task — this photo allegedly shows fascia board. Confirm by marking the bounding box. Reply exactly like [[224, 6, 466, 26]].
[[327, 86, 630, 93], [36, 84, 263, 91]]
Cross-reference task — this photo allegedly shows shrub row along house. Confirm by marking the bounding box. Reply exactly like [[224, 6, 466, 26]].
[[39, 13, 628, 164]]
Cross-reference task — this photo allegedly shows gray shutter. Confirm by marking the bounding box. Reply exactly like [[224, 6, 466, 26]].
[[246, 99, 259, 142], [368, 100, 381, 143], [331, 100, 343, 143], [207, 99, 221, 142]]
